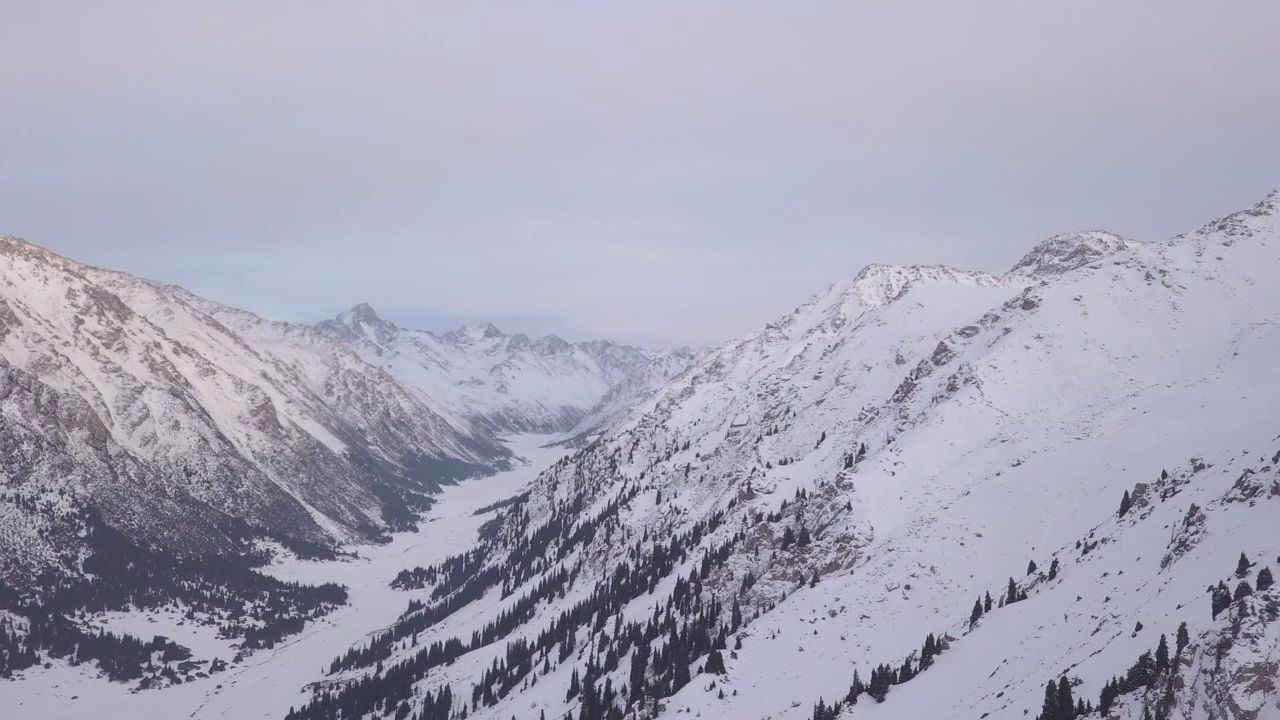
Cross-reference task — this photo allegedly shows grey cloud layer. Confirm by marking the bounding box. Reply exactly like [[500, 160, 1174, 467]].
[[2, 1, 1278, 344]]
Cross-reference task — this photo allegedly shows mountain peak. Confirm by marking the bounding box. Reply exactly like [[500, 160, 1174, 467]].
[[1180, 188, 1279, 243], [1, 234, 79, 268], [319, 302, 399, 345], [345, 302, 383, 324], [442, 322, 506, 344], [1007, 230, 1132, 277], [846, 263, 928, 307], [533, 334, 571, 354]]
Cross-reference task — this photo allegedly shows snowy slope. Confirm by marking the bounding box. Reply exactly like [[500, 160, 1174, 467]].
[[556, 345, 703, 447], [0, 434, 564, 720], [0, 236, 507, 592], [285, 192, 1280, 720], [317, 303, 698, 436]]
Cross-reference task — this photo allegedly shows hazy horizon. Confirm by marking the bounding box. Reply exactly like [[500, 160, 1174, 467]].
[[3, 2, 1278, 346]]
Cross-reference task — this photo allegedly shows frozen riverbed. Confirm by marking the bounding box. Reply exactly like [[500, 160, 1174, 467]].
[[0, 434, 565, 720]]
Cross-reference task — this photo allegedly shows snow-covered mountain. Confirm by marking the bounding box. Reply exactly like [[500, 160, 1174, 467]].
[[290, 192, 1280, 720], [0, 235, 701, 695], [0, 236, 510, 594], [556, 345, 703, 447], [317, 303, 699, 436]]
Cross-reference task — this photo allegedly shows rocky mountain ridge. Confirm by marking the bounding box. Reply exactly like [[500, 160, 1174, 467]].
[[288, 190, 1280, 720], [0, 234, 511, 591], [316, 302, 699, 437]]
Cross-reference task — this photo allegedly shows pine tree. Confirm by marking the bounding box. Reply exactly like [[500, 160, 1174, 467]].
[[1234, 580, 1253, 602], [984, 591, 993, 612], [1118, 490, 1132, 518], [970, 599, 983, 629], [628, 642, 648, 702], [704, 649, 726, 675], [1211, 581, 1232, 619], [1039, 680, 1057, 720], [1236, 552, 1252, 578], [1006, 577, 1019, 605], [867, 664, 890, 702], [671, 627, 691, 691], [1027, 559, 1038, 576], [1175, 622, 1189, 656], [898, 656, 914, 683], [845, 669, 863, 704], [1155, 634, 1169, 673], [567, 668, 580, 701], [1056, 676, 1074, 720], [1257, 566, 1274, 591], [1129, 651, 1156, 689], [1048, 558, 1060, 581], [1098, 678, 1119, 715]]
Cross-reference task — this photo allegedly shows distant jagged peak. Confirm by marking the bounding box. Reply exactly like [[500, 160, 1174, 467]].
[[441, 322, 506, 344], [464, 321, 503, 339], [576, 338, 630, 355], [532, 333, 572, 355], [439, 324, 637, 361], [319, 302, 400, 346], [1007, 230, 1134, 277], [344, 302, 385, 324]]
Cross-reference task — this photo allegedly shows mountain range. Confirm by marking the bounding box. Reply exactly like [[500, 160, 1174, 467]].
[[317, 303, 698, 438], [287, 191, 1280, 720], [2, 191, 1279, 720], [0, 236, 689, 592]]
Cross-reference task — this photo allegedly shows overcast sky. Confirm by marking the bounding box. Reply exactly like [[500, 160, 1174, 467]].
[[2, 2, 1278, 346]]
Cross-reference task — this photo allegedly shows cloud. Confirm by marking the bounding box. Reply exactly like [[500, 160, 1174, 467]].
[[2, 1, 1277, 345]]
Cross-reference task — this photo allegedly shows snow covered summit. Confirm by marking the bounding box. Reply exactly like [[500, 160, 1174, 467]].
[[1008, 230, 1134, 276], [317, 303, 699, 435]]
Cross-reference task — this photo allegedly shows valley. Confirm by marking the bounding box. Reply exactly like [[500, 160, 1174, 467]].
[[5, 6, 1277, 718], [0, 435, 565, 720], [2, 192, 1279, 720]]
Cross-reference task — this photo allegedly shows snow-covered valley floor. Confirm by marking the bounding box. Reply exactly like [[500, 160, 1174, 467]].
[[0, 434, 566, 720]]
